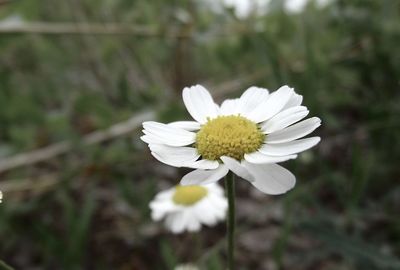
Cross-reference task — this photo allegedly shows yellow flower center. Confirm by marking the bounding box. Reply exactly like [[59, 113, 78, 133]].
[[195, 115, 265, 161], [172, 185, 208, 206]]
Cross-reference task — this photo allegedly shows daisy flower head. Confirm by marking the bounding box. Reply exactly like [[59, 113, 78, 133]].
[[0, 191, 2, 203], [149, 183, 227, 234], [142, 85, 321, 195]]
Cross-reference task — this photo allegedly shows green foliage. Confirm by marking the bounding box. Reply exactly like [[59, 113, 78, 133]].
[[0, 0, 399, 269]]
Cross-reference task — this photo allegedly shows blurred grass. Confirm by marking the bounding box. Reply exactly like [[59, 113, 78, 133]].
[[0, 0, 400, 269]]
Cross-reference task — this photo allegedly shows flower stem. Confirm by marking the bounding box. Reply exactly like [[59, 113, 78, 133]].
[[225, 171, 235, 270]]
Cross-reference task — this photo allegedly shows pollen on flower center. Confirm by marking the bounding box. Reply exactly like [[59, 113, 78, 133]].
[[195, 115, 265, 161], [172, 185, 208, 206]]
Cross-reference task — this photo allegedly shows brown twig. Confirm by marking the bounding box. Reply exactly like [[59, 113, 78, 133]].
[[0, 174, 58, 193], [0, 21, 235, 38], [0, 0, 13, 5], [0, 110, 155, 173], [0, 22, 167, 36], [0, 22, 254, 37]]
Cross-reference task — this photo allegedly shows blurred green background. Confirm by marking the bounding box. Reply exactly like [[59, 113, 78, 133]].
[[0, 0, 399, 269]]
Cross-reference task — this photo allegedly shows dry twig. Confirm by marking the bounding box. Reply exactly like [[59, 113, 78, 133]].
[[0, 110, 155, 173], [0, 22, 163, 36]]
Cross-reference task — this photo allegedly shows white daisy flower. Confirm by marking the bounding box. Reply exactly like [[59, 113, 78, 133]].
[[150, 183, 227, 234], [142, 85, 321, 195], [0, 191, 2, 203]]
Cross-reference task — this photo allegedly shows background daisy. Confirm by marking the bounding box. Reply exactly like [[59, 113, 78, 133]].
[[150, 183, 228, 234]]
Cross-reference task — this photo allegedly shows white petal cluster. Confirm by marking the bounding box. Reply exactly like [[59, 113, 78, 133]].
[[200, 0, 332, 18], [174, 264, 199, 270], [150, 183, 227, 234], [142, 85, 321, 195]]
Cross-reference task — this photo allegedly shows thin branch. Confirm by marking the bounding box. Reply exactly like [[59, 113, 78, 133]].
[[0, 22, 189, 37], [0, 0, 14, 5], [0, 22, 254, 37], [0, 174, 57, 193], [0, 110, 155, 173]]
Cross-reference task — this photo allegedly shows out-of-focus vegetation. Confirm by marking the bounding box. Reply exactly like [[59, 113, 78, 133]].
[[0, 0, 399, 269]]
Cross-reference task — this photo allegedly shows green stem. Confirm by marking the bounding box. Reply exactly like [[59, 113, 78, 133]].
[[225, 171, 235, 270]]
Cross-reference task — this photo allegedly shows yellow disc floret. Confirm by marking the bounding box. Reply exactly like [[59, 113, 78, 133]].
[[173, 185, 208, 206], [195, 115, 265, 161]]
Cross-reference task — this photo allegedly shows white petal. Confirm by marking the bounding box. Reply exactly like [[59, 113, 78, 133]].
[[283, 92, 303, 109], [193, 200, 219, 226], [149, 144, 200, 167], [165, 213, 176, 232], [151, 151, 197, 168], [244, 151, 297, 164], [151, 209, 166, 221], [178, 210, 193, 233], [205, 183, 225, 196], [187, 216, 201, 232], [166, 212, 187, 234], [149, 144, 198, 159], [140, 134, 164, 145], [168, 121, 201, 131], [245, 85, 294, 123], [207, 193, 228, 213], [143, 121, 196, 146], [185, 159, 220, 170], [259, 137, 321, 156], [220, 98, 240, 116], [150, 201, 178, 221], [180, 165, 229, 186], [182, 85, 219, 123], [261, 106, 309, 134], [238, 86, 269, 114], [266, 117, 321, 143], [220, 156, 254, 182], [243, 162, 296, 195], [153, 188, 175, 200]]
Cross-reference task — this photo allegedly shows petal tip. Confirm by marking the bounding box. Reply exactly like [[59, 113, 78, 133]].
[[179, 179, 192, 186]]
